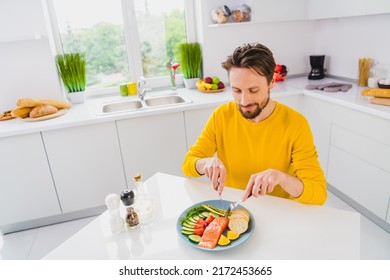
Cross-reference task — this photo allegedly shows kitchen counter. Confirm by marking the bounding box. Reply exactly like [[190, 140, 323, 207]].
[[284, 76, 390, 120], [2, 76, 389, 138], [43, 172, 360, 260]]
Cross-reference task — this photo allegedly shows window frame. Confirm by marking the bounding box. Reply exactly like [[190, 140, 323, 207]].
[[44, 0, 197, 97]]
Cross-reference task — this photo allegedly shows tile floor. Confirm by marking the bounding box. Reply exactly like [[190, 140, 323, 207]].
[[0, 191, 389, 260]]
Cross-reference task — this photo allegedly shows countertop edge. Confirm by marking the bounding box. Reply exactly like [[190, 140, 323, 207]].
[[2, 77, 390, 138]]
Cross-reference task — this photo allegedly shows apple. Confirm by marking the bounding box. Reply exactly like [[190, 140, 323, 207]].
[[212, 76, 220, 84], [204, 77, 213, 84], [274, 64, 282, 73], [211, 84, 219, 90], [218, 81, 225, 89]]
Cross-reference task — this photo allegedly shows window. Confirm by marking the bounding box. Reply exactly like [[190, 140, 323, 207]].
[[48, 0, 189, 95]]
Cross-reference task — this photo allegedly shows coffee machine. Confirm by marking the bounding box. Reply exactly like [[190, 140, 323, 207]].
[[308, 55, 325, 80]]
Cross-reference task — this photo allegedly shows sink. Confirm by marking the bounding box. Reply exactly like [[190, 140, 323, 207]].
[[100, 94, 192, 114], [144, 95, 189, 107], [101, 100, 143, 113]]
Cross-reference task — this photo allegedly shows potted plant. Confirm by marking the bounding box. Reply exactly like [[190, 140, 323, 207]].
[[178, 42, 202, 89], [55, 52, 86, 103]]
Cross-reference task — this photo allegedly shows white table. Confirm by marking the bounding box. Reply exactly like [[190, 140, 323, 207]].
[[44, 173, 360, 259]]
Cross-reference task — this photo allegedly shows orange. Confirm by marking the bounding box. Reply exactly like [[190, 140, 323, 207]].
[[218, 234, 231, 246], [227, 230, 240, 240]]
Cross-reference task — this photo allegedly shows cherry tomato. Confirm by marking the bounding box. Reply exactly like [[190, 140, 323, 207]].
[[205, 215, 215, 224]]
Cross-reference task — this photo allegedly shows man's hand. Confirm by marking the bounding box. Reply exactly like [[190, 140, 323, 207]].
[[242, 169, 304, 201], [196, 158, 226, 194]]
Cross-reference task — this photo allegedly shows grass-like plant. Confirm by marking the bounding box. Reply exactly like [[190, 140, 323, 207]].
[[178, 42, 202, 79], [55, 53, 86, 93]]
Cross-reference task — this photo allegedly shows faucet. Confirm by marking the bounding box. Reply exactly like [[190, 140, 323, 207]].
[[137, 76, 151, 100]]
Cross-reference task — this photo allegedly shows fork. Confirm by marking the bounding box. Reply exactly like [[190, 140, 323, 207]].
[[216, 181, 225, 210], [218, 193, 225, 210], [224, 193, 252, 217]]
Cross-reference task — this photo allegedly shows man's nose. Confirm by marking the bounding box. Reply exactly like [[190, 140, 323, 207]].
[[240, 92, 250, 106]]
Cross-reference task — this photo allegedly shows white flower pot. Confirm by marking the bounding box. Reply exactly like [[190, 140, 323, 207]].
[[67, 91, 86, 104], [183, 78, 200, 89]]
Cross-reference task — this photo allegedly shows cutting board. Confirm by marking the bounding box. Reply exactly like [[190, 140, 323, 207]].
[[369, 97, 390, 106], [22, 109, 68, 122]]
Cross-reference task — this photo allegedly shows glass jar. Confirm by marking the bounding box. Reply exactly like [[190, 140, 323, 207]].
[[133, 173, 154, 224]]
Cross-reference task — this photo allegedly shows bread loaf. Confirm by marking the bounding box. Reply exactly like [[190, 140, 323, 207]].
[[16, 98, 72, 109], [361, 88, 390, 98], [11, 107, 33, 118], [29, 105, 58, 118]]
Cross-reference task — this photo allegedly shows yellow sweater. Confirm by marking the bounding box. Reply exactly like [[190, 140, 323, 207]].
[[182, 101, 327, 205]]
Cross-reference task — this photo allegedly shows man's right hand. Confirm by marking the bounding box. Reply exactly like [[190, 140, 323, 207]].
[[196, 158, 226, 194]]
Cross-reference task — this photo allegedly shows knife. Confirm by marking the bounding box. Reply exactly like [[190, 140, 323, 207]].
[[224, 193, 252, 217]]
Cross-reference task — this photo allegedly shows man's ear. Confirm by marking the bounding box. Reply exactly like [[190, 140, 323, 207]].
[[269, 74, 276, 89]]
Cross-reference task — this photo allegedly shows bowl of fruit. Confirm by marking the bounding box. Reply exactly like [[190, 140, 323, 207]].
[[196, 76, 225, 93]]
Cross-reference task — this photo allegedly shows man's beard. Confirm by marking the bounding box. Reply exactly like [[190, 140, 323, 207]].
[[238, 95, 270, 120]]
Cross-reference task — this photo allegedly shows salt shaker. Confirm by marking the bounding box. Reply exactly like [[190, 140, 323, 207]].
[[105, 193, 124, 233]]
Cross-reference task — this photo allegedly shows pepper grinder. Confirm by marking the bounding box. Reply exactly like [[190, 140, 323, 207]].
[[104, 193, 124, 233], [120, 189, 139, 229]]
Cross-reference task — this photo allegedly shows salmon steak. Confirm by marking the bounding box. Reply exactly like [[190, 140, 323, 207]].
[[198, 216, 229, 249]]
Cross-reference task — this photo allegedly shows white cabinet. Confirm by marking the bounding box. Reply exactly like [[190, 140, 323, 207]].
[[299, 95, 332, 172], [0, 133, 61, 227], [253, 0, 307, 23], [366, 0, 390, 15], [42, 122, 126, 213], [273, 95, 301, 112], [387, 199, 390, 224], [116, 112, 187, 181], [327, 105, 390, 221], [301, 95, 390, 229], [328, 142, 390, 220], [308, 0, 365, 19], [184, 107, 215, 150], [308, 0, 390, 19]]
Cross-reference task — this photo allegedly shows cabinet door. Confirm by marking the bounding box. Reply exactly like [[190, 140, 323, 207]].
[[328, 145, 390, 220], [184, 107, 215, 150], [42, 122, 126, 213], [387, 199, 390, 224], [300, 95, 332, 172], [0, 133, 61, 225], [308, 0, 366, 19], [117, 112, 187, 181], [253, 0, 307, 22], [273, 95, 301, 112], [366, 0, 390, 15]]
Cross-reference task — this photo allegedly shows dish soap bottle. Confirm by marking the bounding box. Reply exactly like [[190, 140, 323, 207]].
[[120, 189, 139, 229], [133, 173, 154, 224], [105, 193, 124, 233]]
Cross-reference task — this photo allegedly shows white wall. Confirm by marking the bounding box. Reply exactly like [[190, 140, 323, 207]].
[[199, 21, 316, 83], [313, 14, 390, 79], [0, 0, 63, 112]]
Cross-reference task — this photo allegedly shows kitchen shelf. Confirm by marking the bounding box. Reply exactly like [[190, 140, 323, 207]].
[[208, 21, 252, 28], [0, 34, 43, 44]]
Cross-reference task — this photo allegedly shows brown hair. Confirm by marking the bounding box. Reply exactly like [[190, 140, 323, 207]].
[[221, 43, 276, 85]]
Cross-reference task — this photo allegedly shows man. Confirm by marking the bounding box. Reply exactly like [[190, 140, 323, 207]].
[[182, 43, 326, 205]]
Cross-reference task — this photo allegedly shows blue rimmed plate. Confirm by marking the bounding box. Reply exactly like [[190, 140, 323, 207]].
[[176, 199, 255, 251]]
